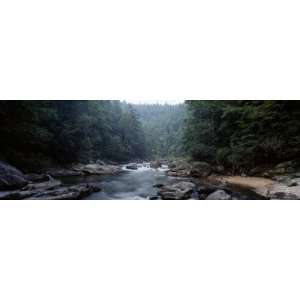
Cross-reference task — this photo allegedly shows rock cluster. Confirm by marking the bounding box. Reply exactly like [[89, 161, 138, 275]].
[[39, 162, 122, 178], [166, 160, 213, 178], [0, 179, 101, 200], [72, 163, 121, 175], [158, 181, 196, 199], [0, 160, 101, 199]]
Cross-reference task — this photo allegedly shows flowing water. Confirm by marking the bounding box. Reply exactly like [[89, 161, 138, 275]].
[[60, 163, 262, 200], [61, 164, 180, 199]]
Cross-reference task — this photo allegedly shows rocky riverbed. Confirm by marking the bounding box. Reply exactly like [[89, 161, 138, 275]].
[[1, 159, 300, 200]]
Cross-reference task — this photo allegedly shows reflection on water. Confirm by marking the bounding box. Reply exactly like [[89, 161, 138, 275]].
[[61, 164, 178, 199], [60, 163, 263, 200]]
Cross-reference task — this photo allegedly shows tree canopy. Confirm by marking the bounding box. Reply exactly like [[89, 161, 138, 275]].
[[0, 101, 146, 170], [1, 100, 300, 173], [183, 100, 300, 172]]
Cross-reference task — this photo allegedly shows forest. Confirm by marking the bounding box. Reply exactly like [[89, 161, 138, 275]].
[[0, 101, 146, 170], [1, 100, 300, 173], [184, 100, 300, 173]]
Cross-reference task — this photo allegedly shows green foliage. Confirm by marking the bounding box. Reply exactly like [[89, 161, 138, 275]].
[[184, 100, 300, 172], [0, 101, 146, 171], [133, 103, 186, 159]]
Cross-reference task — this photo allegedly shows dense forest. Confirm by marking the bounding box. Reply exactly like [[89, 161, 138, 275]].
[[1, 100, 300, 174], [184, 100, 300, 173], [134, 104, 185, 158], [0, 101, 146, 171]]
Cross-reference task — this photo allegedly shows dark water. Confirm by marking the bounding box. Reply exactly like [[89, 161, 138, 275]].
[[61, 165, 180, 199], [60, 164, 263, 200]]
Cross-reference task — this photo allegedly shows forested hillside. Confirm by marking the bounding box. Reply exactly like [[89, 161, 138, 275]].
[[0, 101, 146, 170], [184, 100, 300, 173], [1, 100, 300, 175], [133, 104, 186, 158]]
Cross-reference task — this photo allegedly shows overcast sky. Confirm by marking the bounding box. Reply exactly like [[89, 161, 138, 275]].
[[125, 100, 184, 105]]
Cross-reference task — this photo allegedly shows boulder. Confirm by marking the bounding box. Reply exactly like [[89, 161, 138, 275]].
[[167, 170, 189, 177], [22, 179, 62, 191], [73, 163, 121, 175], [150, 161, 162, 169], [126, 163, 138, 170], [47, 168, 83, 177], [197, 184, 219, 199], [0, 179, 101, 199], [206, 189, 231, 200], [31, 183, 101, 200], [0, 161, 28, 190], [159, 181, 196, 200], [267, 182, 300, 200]]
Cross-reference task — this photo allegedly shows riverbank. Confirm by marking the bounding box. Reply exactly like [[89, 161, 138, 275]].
[[1, 159, 300, 199], [165, 159, 300, 199]]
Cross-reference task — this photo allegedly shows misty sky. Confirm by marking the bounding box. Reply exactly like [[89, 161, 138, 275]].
[[125, 100, 184, 105]]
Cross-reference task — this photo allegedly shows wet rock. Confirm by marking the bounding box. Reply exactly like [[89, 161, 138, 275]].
[[159, 181, 196, 200], [287, 181, 298, 187], [166, 160, 190, 177], [126, 163, 138, 170], [47, 168, 83, 177], [29, 184, 101, 200], [73, 163, 121, 175], [197, 184, 219, 199], [0, 161, 28, 190], [206, 189, 231, 200], [22, 179, 62, 191], [150, 161, 162, 169], [167, 170, 189, 177], [25, 173, 52, 183], [267, 183, 300, 199]]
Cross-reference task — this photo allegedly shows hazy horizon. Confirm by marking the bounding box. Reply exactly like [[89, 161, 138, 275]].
[[125, 100, 184, 105]]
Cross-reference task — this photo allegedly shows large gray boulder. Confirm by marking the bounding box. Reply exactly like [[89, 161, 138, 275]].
[[206, 189, 231, 200], [159, 181, 196, 200], [0, 161, 28, 190], [0, 182, 101, 200], [73, 163, 121, 175], [29, 183, 101, 200]]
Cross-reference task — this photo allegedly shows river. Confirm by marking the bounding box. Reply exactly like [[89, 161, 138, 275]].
[[60, 163, 263, 200], [61, 164, 182, 199]]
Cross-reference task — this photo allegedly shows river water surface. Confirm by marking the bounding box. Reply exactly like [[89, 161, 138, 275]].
[[60, 163, 262, 200], [62, 164, 181, 199]]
